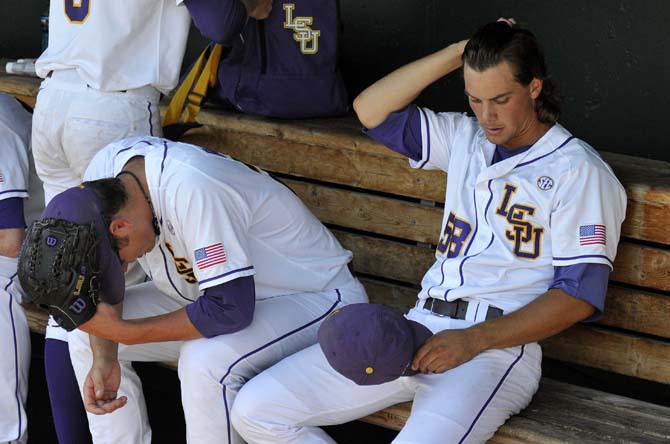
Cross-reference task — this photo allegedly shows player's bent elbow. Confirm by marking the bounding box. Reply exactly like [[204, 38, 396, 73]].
[[204, 29, 238, 46], [353, 95, 378, 129]]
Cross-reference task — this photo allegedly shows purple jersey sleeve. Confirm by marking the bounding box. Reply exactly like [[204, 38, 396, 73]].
[[0, 197, 25, 229], [364, 105, 423, 161], [550, 263, 610, 322], [184, 0, 247, 46], [186, 275, 256, 338]]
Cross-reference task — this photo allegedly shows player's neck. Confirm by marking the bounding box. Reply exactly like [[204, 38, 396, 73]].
[[503, 121, 550, 150]]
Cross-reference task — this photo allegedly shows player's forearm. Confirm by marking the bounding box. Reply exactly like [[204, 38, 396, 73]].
[[0, 228, 25, 258], [116, 308, 203, 345], [467, 288, 595, 352], [89, 333, 120, 362], [87, 302, 121, 360], [353, 41, 467, 129]]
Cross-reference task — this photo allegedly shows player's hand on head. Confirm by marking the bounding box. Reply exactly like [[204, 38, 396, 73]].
[[83, 358, 127, 415], [248, 0, 273, 20], [410, 328, 482, 374], [452, 39, 469, 60], [497, 17, 516, 27]]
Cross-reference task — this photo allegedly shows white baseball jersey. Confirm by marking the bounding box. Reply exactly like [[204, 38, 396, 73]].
[[0, 93, 41, 444], [83, 136, 353, 303], [36, 0, 190, 94], [412, 109, 627, 313]]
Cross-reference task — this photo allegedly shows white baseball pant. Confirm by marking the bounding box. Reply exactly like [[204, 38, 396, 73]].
[[232, 306, 542, 444], [0, 256, 30, 444], [68, 278, 368, 444]]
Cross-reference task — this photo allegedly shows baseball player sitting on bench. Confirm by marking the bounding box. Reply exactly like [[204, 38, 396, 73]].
[[230, 19, 627, 444], [18, 136, 368, 444], [0, 93, 44, 444]]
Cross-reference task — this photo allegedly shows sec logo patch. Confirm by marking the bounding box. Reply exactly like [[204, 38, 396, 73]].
[[537, 176, 554, 190]]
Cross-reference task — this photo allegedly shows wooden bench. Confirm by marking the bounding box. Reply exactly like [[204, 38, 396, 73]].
[[2, 70, 669, 444]]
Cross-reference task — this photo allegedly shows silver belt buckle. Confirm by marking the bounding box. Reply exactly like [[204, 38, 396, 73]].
[[430, 298, 447, 317]]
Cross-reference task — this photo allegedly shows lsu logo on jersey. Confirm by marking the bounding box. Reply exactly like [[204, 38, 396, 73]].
[[496, 183, 545, 259], [165, 242, 197, 284], [436, 212, 472, 258], [283, 4, 321, 54]]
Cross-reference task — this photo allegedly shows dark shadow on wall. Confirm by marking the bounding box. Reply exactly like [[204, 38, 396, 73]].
[[2, 1, 669, 161]]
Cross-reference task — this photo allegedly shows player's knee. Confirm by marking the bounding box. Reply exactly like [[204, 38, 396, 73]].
[[178, 338, 239, 384], [230, 385, 266, 438]]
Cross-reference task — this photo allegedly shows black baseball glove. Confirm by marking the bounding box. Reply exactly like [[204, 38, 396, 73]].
[[18, 218, 101, 331]]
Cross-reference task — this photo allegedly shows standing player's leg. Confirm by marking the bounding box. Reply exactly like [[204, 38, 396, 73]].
[[0, 258, 29, 444], [44, 339, 92, 444], [31, 75, 161, 442], [179, 279, 368, 444]]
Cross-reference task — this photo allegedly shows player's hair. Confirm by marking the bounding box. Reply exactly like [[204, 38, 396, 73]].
[[462, 21, 561, 125], [82, 177, 130, 255], [82, 177, 129, 225]]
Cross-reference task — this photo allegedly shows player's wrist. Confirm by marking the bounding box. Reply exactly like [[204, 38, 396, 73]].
[[464, 322, 494, 354]]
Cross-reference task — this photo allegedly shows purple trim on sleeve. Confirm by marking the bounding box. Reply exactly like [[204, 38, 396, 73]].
[[550, 263, 610, 322], [0, 198, 25, 229], [0, 189, 27, 197], [199, 266, 255, 285], [186, 275, 256, 338], [416, 107, 431, 168], [184, 0, 247, 46], [364, 105, 423, 162], [553, 254, 614, 267]]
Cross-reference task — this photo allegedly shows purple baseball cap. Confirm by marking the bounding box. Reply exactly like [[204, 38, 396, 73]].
[[41, 186, 124, 304], [318, 303, 433, 385]]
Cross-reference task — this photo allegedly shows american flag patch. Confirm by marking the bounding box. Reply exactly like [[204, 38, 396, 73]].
[[194, 243, 227, 270], [579, 224, 606, 246], [0, 170, 4, 183]]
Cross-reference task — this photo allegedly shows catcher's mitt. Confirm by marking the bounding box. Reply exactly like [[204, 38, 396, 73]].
[[18, 218, 101, 331]]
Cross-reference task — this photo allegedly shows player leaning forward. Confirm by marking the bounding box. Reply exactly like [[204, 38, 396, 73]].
[[20, 137, 367, 444], [230, 20, 627, 444]]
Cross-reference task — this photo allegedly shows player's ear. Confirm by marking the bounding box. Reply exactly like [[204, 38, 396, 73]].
[[529, 78, 543, 100], [109, 217, 132, 238]]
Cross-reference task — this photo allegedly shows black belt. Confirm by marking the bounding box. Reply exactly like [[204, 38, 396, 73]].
[[422, 298, 503, 320]]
